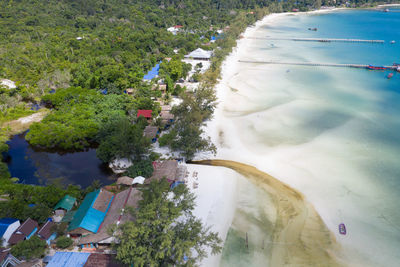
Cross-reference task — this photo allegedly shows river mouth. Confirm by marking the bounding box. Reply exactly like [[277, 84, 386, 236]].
[[3, 132, 114, 188]]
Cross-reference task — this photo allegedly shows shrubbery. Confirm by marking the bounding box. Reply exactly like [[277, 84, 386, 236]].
[[56, 236, 73, 249]]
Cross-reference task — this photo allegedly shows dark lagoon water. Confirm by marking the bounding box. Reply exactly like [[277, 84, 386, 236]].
[[3, 132, 114, 188]]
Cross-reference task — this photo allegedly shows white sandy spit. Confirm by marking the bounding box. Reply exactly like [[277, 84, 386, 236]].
[[185, 164, 239, 266]]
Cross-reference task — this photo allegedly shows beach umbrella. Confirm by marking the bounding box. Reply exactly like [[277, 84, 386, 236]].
[[133, 176, 146, 185]]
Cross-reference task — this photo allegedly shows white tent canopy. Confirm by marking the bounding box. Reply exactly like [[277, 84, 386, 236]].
[[133, 176, 146, 185], [184, 48, 212, 60]]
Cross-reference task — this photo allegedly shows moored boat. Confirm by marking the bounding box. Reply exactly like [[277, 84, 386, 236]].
[[367, 65, 387, 70], [339, 223, 346, 235], [387, 73, 393, 79]]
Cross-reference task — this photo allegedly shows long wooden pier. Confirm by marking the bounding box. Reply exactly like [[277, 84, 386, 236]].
[[248, 37, 385, 43], [238, 60, 399, 71]]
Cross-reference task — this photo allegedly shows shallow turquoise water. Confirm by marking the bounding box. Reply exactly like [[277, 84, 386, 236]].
[[222, 8, 400, 266]]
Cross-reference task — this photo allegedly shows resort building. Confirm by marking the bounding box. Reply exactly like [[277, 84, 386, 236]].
[[0, 218, 20, 247], [36, 221, 57, 245], [184, 48, 213, 61], [78, 188, 141, 250], [53, 195, 77, 223], [137, 110, 153, 122], [67, 189, 114, 237], [8, 218, 38, 245]]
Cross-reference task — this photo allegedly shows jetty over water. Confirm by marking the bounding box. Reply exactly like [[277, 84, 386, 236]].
[[238, 60, 400, 71], [248, 37, 385, 43]]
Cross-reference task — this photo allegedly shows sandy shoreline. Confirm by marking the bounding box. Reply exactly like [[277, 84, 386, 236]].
[[192, 9, 349, 266]]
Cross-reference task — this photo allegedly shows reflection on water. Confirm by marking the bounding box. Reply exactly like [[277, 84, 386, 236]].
[[4, 132, 114, 188]]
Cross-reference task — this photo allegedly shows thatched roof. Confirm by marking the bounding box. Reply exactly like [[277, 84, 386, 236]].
[[143, 126, 158, 139], [116, 176, 134, 186], [147, 160, 178, 183], [160, 110, 174, 121]]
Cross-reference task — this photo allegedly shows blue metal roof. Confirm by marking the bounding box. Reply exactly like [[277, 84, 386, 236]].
[[67, 190, 113, 233], [0, 218, 19, 237], [143, 63, 161, 80], [46, 252, 90, 267]]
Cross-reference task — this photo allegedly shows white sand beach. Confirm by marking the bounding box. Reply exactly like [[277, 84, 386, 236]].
[[194, 8, 400, 267], [184, 164, 239, 266]]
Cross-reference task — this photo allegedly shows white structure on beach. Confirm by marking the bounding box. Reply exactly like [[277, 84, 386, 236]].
[[0, 79, 16, 89], [184, 48, 213, 61]]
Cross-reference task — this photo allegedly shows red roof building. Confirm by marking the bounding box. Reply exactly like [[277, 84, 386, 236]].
[[137, 110, 152, 119]]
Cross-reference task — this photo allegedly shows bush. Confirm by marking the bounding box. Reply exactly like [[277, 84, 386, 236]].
[[56, 236, 73, 249], [11, 236, 47, 260], [125, 159, 154, 178]]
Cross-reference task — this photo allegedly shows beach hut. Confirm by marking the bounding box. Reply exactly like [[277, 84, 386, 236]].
[[37, 221, 57, 245], [116, 176, 134, 186], [8, 218, 38, 245], [147, 160, 179, 184]]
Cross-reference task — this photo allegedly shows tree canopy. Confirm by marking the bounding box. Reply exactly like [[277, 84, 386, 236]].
[[114, 179, 222, 266]]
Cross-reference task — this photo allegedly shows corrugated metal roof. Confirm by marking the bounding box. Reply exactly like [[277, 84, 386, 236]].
[[46, 252, 90, 267], [54, 195, 76, 211], [185, 48, 212, 59], [68, 190, 113, 233], [0, 218, 18, 237], [143, 63, 161, 80]]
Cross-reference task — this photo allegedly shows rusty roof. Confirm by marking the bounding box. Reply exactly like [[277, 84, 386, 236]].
[[78, 188, 141, 245], [93, 190, 114, 212], [84, 253, 123, 267], [143, 126, 158, 139]]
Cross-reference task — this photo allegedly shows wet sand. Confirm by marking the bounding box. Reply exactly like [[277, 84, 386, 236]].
[[194, 159, 344, 266]]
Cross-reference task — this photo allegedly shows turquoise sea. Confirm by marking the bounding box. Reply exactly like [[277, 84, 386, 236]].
[[215, 8, 400, 266]]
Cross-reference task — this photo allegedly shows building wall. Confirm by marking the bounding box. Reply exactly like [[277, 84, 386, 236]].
[[2, 221, 20, 246]]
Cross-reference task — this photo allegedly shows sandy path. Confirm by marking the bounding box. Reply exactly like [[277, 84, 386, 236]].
[[194, 160, 344, 266], [2, 110, 49, 134]]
